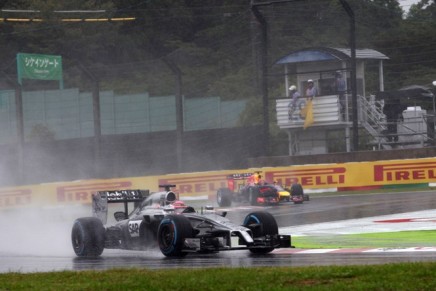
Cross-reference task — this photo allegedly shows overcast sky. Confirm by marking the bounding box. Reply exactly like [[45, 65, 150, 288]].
[[398, 0, 421, 12]]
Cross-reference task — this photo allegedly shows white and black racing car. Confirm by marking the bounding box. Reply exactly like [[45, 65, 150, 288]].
[[71, 185, 292, 257]]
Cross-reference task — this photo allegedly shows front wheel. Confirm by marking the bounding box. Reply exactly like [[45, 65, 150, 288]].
[[248, 187, 259, 206], [71, 217, 105, 257], [243, 211, 278, 254], [217, 188, 232, 207], [157, 215, 193, 257]]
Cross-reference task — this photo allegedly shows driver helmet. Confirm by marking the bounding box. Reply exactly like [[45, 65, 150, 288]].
[[289, 85, 297, 91], [172, 200, 187, 209]]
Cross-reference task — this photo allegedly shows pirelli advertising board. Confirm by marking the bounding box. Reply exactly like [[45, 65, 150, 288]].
[[262, 159, 436, 189], [1, 157, 436, 209], [0, 177, 155, 209]]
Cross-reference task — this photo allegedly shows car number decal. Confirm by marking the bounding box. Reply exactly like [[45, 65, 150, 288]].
[[128, 220, 141, 237]]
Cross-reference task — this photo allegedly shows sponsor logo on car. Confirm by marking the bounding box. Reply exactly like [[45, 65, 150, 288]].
[[264, 167, 346, 187], [374, 162, 436, 182], [56, 181, 132, 203], [128, 220, 142, 237]]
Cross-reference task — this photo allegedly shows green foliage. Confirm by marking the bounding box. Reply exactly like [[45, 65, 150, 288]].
[[407, 0, 436, 19], [1, 0, 435, 144], [1, 1, 434, 92]]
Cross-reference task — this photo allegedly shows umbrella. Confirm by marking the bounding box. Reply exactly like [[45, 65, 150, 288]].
[[399, 85, 434, 98], [375, 85, 435, 110]]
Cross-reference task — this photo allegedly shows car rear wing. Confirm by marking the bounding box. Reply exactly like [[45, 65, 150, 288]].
[[92, 189, 149, 224]]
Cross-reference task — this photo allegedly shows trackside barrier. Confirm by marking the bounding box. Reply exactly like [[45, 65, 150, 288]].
[[2, 157, 436, 209]]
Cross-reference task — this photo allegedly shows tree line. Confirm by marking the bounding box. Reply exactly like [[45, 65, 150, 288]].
[[0, 0, 435, 130]]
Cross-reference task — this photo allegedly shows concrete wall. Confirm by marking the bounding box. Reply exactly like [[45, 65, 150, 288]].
[[0, 89, 247, 143]]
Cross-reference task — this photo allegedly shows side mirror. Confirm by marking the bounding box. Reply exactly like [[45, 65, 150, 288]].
[[114, 211, 128, 221]]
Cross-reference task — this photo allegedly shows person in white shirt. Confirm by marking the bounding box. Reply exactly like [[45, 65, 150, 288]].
[[305, 79, 318, 100], [288, 85, 300, 120]]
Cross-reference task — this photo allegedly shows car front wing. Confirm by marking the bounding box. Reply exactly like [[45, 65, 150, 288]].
[[183, 230, 292, 253]]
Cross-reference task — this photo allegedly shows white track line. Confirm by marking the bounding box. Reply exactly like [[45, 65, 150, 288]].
[[279, 210, 436, 236], [273, 247, 436, 254]]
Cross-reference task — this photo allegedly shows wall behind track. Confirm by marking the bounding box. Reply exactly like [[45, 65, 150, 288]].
[[248, 147, 436, 167], [0, 126, 264, 187]]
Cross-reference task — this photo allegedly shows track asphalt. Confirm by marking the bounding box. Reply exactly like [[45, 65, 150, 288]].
[[279, 209, 436, 236], [276, 209, 436, 254]]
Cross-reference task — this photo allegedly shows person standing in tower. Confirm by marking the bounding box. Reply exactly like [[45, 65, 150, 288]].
[[305, 79, 318, 101]]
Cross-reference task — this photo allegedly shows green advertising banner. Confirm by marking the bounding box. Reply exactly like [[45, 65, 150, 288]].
[[17, 53, 63, 88]]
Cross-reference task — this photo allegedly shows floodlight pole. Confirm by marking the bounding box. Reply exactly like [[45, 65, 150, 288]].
[[1, 69, 24, 183], [339, 0, 358, 151], [250, 0, 306, 157], [432, 81, 436, 145], [432, 80, 436, 114], [163, 58, 184, 172], [15, 84, 24, 183], [77, 63, 101, 177], [251, 1, 270, 156]]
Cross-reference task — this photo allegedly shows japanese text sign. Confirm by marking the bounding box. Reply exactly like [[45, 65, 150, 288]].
[[17, 53, 63, 85]]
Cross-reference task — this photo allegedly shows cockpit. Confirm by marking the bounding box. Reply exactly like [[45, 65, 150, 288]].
[[162, 200, 196, 214], [139, 191, 178, 209]]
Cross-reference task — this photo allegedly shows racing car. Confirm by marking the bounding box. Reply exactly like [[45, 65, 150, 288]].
[[216, 173, 280, 207], [284, 182, 310, 202], [71, 185, 292, 257], [269, 182, 310, 204], [271, 183, 291, 202]]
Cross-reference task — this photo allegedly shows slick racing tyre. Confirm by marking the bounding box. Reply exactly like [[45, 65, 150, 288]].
[[71, 217, 105, 257], [248, 187, 259, 206], [243, 211, 278, 254], [216, 188, 232, 207], [157, 214, 193, 257]]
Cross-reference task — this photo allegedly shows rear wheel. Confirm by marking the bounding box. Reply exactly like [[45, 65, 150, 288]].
[[71, 217, 105, 257], [243, 211, 278, 254], [157, 215, 193, 257], [217, 188, 232, 207]]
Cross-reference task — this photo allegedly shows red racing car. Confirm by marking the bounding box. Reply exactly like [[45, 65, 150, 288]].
[[216, 173, 280, 207]]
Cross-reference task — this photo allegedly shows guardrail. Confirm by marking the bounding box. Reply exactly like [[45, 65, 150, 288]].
[[276, 95, 341, 128]]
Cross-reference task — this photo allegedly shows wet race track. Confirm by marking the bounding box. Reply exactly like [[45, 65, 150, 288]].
[[1, 190, 435, 273]]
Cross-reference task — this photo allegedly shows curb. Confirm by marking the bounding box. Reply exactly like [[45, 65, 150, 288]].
[[273, 247, 436, 254]]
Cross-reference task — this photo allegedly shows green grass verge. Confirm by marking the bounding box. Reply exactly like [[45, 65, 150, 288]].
[[1, 263, 436, 290], [293, 230, 436, 249]]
